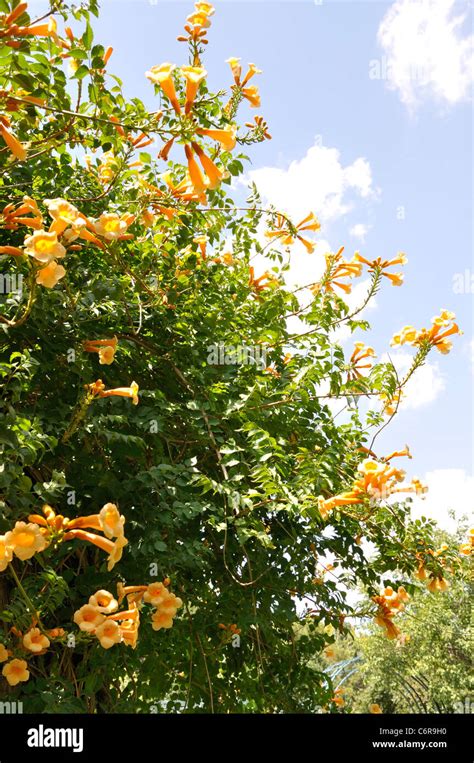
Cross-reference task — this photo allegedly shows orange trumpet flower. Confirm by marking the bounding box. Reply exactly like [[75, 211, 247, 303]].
[[191, 141, 224, 189], [184, 144, 207, 196], [195, 126, 236, 150], [97, 381, 139, 405], [0, 117, 26, 160]]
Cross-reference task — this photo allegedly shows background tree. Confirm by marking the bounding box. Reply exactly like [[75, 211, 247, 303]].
[[315, 528, 472, 714]]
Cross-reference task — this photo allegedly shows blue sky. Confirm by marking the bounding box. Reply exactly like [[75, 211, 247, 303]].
[[31, 0, 473, 527]]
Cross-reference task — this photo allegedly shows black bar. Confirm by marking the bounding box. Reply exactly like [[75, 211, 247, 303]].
[[0, 712, 469, 761]]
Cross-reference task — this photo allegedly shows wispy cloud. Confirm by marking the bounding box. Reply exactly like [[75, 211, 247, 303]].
[[349, 223, 371, 242], [248, 140, 375, 224], [246, 140, 377, 296], [409, 468, 474, 533], [378, 0, 474, 108]]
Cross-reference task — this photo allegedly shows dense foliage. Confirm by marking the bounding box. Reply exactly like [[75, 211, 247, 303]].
[[0, 0, 468, 713]]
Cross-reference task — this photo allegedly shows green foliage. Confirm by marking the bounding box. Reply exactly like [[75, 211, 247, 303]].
[[0, 0, 464, 713], [318, 579, 472, 713]]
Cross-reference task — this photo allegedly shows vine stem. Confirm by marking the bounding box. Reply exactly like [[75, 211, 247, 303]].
[[8, 563, 48, 635], [61, 392, 95, 444]]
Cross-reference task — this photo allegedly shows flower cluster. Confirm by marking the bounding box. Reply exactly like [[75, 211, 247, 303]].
[[145, 61, 235, 202], [347, 342, 376, 382], [248, 266, 279, 296], [144, 3, 269, 206], [317, 447, 426, 519], [244, 114, 272, 142], [0, 3, 59, 45], [177, 1, 215, 50], [390, 310, 462, 355], [0, 4, 67, 162], [73, 581, 183, 649], [74, 589, 133, 649], [414, 545, 451, 593], [459, 528, 474, 556], [265, 212, 320, 254], [373, 586, 410, 640], [95, 150, 119, 185], [354, 251, 407, 287], [378, 388, 405, 417], [0, 196, 135, 288], [226, 58, 262, 108], [310, 246, 362, 296], [1, 624, 65, 686], [145, 582, 184, 631], [62, 503, 128, 572], [0, 195, 42, 231], [0, 503, 128, 572]]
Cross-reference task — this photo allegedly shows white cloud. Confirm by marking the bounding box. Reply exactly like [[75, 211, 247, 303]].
[[409, 469, 474, 533], [377, 0, 474, 107], [329, 278, 378, 345], [246, 140, 380, 347], [248, 141, 376, 224], [247, 140, 377, 313], [469, 339, 474, 374], [381, 350, 446, 409], [349, 223, 371, 242]]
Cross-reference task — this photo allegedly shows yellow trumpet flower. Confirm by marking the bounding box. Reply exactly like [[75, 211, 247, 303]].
[[83, 337, 118, 365], [45, 198, 87, 234], [354, 251, 407, 286], [73, 604, 106, 633], [181, 65, 207, 113], [184, 143, 207, 196], [95, 619, 122, 649], [97, 381, 139, 406], [23, 628, 50, 654], [24, 230, 66, 263], [88, 590, 119, 614], [195, 126, 237, 150], [35, 260, 66, 288], [2, 659, 30, 686], [0, 535, 13, 571], [145, 64, 181, 114], [5, 521, 49, 561]]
